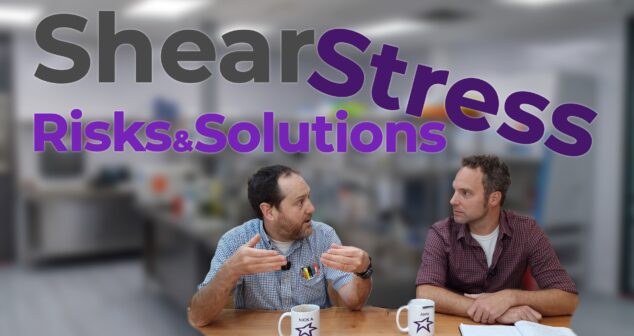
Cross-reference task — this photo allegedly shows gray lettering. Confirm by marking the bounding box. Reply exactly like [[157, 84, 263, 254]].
[[220, 30, 269, 83], [281, 30, 314, 82], [162, 30, 215, 83], [98, 11, 152, 82], [34, 14, 90, 83]]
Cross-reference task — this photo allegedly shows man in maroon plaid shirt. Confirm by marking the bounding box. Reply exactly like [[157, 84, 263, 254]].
[[416, 155, 579, 325]]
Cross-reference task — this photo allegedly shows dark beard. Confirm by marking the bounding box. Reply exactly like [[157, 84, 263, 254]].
[[277, 217, 311, 241]]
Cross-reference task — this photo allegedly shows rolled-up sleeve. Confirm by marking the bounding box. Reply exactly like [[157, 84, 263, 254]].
[[322, 228, 354, 291], [527, 225, 577, 294], [198, 234, 241, 290], [416, 226, 448, 287]]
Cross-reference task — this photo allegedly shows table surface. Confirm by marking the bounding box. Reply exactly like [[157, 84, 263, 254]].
[[196, 307, 573, 335]]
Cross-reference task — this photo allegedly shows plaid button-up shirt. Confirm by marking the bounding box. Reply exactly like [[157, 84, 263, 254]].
[[416, 210, 577, 294], [199, 219, 354, 309]]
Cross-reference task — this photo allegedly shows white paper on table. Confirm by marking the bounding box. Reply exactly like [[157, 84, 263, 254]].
[[514, 320, 577, 336], [459, 321, 576, 336], [459, 323, 522, 336]]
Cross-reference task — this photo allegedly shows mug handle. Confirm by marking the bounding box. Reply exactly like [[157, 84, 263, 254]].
[[396, 305, 409, 332], [278, 312, 292, 336]]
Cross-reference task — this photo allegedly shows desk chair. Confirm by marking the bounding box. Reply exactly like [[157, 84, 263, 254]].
[[522, 266, 539, 291]]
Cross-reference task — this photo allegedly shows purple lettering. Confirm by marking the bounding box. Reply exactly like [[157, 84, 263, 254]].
[[350, 121, 382, 153], [311, 115, 334, 153], [497, 91, 548, 144], [145, 121, 172, 152], [113, 111, 146, 151], [34, 113, 67, 152], [370, 44, 407, 110], [307, 29, 371, 97], [405, 65, 449, 117], [419, 122, 446, 153], [279, 121, 310, 152], [194, 113, 227, 153], [70, 109, 83, 152], [335, 109, 349, 152], [386, 122, 417, 152], [263, 111, 275, 152], [545, 103, 597, 156], [84, 120, 111, 151], [228, 121, 260, 153], [445, 78, 498, 132]]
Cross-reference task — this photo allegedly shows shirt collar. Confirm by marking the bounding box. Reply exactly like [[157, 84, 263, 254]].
[[456, 209, 513, 243], [257, 219, 273, 249], [498, 210, 514, 239]]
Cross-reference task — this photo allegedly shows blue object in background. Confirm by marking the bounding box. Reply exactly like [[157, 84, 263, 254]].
[[153, 97, 179, 122]]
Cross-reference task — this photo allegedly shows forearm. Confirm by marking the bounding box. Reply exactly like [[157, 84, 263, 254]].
[[188, 265, 240, 327], [338, 277, 372, 311], [507, 289, 579, 316], [416, 285, 474, 317]]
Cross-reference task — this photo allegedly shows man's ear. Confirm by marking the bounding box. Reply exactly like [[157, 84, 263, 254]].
[[260, 202, 275, 221], [488, 191, 502, 207]]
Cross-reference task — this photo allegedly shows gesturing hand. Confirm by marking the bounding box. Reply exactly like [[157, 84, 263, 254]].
[[320, 243, 370, 274], [226, 234, 288, 277], [465, 290, 515, 324], [496, 305, 542, 324]]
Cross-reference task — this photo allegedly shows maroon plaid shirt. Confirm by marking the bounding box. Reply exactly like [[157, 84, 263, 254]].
[[416, 209, 577, 294]]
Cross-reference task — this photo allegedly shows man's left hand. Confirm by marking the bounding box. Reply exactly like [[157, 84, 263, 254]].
[[320, 244, 370, 274], [496, 305, 542, 324], [465, 290, 516, 324]]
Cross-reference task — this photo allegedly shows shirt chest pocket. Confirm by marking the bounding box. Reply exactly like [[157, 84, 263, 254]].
[[297, 272, 326, 302]]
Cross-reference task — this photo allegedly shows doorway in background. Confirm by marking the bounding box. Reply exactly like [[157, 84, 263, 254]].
[[623, 18, 634, 295], [0, 33, 14, 262]]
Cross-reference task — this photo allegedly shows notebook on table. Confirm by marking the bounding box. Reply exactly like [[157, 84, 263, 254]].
[[459, 320, 577, 336]]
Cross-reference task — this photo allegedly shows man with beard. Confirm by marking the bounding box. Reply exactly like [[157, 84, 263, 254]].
[[416, 155, 578, 325], [189, 165, 373, 327]]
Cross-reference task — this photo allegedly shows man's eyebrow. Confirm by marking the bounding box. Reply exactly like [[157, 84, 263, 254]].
[[294, 189, 311, 201], [453, 186, 472, 192]]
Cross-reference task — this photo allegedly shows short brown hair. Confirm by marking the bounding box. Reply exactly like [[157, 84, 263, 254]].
[[461, 155, 511, 206], [247, 165, 299, 219]]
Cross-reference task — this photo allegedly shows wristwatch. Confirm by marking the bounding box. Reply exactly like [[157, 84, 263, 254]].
[[355, 256, 373, 279]]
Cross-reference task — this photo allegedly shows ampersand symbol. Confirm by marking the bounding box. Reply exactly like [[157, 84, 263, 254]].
[[173, 130, 193, 152]]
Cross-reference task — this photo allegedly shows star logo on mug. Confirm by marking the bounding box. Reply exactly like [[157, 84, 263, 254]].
[[295, 322, 318, 336], [414, 317, 433, 333]]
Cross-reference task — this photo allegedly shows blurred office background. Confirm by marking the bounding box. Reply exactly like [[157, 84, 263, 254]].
[[1, 0, 634, 335]]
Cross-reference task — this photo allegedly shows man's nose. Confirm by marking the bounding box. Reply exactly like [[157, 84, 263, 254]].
[[449, 192, 459, 206], [306, 199, 315, 214]]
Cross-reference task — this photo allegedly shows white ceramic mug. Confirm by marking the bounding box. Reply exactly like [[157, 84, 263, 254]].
[[396, 299, 435, 336], [278, 304, 320, 336]]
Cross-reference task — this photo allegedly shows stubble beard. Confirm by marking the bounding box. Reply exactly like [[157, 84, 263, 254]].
[[278, 216, 312, 241]]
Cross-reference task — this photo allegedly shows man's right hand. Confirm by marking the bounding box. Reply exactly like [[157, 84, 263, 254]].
[[496, 305, 542, 324], [225, 234, 288, 277]]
